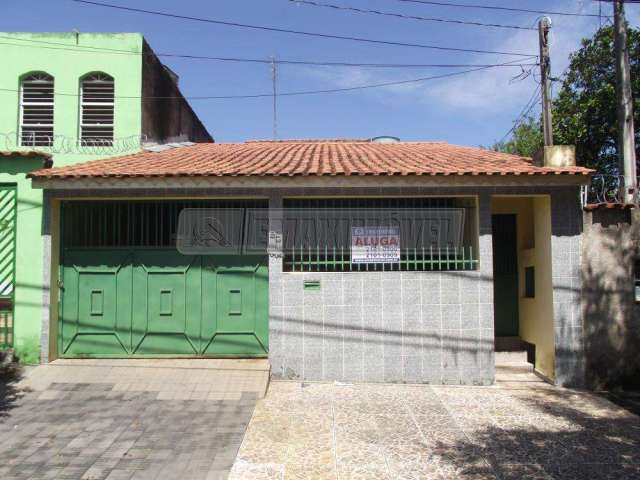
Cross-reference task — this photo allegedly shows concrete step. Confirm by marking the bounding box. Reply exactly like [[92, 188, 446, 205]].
[[20, 358, 272, 399], [495, 350, 529, 366], [494, 336, 525, 352]]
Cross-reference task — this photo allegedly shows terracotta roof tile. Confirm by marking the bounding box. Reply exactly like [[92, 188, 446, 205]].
[[29, 141, 593, 179], [1, 150, 53, 168], [1, 150, 52, 159]]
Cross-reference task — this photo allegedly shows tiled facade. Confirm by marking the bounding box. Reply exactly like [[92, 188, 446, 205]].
[[550, 188, 586, 386], [267, 186, 585, 387], [41, 185, 585, 387]]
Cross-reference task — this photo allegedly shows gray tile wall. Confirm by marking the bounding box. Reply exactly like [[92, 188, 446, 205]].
[[550, 187, 585, 387], [268, 192, 495, 385]]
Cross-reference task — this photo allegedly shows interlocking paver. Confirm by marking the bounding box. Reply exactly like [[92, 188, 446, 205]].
[[1, 361, 266, 480], [231, 372, 640, 480]]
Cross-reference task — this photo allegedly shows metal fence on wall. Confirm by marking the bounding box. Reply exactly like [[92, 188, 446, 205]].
[[282, 198, 478, 273], [581, 174, 640, 206]]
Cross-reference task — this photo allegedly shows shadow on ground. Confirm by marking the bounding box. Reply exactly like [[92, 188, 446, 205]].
[[0, 364, 27, 418], [438, 383, 640, 479]]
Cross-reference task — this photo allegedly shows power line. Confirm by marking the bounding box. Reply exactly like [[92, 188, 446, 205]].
[[389, 0, 609, 18], [69, 0, 536, 57], [497, 85, 542, 144], [0, 36, 538, 69], [0, 63, 522, 101], [287, 0, 535, 30]]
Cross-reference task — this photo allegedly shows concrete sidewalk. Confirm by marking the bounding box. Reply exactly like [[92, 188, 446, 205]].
[[230, 371, 640, 479]]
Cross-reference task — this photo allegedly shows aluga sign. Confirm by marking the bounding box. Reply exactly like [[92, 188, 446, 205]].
[[351, 226, 401, 264]]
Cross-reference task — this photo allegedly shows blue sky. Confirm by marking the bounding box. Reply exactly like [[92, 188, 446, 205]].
[[2, 0, 639, 145]]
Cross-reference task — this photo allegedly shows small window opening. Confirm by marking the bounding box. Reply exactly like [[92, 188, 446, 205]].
[[524, 266, 535, 298]]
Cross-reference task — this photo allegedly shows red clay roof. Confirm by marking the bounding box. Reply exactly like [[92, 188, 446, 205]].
[[1, 150, 53, 168], [29, 141, 592, 179], [1, 150, 52, 159]]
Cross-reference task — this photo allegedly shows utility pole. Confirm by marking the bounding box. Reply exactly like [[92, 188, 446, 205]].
[[614, 0, 637, 204], [538, 17, 553, 147], [271, 56, 278, 140]]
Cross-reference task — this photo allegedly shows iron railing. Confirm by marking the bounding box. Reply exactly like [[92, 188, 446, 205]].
[[581, 174, 640, 207], [282, 198, 479, 272]]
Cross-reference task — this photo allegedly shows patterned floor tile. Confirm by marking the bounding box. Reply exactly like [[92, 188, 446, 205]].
[[233, 374, 640, 480], [1, 364, 260, 480]]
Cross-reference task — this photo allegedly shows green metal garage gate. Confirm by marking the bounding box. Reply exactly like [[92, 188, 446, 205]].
[[58, 200, 269, 358]]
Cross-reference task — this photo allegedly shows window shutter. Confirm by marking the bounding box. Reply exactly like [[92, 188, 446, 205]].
[[20, 73, 54, 147], [80, 73, 114, 146]]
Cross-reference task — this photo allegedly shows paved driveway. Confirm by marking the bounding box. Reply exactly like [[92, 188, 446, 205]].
[[230, 372, 640, 479], [0, 359, 269, 480]]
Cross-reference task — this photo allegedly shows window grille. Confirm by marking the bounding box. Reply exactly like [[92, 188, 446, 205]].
[[20, 73, 54, 147], [61, 199, 268, 249], [80, 73, 115, 146], [282, 198, 479, 272]]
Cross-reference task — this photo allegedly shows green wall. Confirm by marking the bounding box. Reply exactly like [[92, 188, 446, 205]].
[[0, 33, 145, 362], [0, 158, 47, 362]]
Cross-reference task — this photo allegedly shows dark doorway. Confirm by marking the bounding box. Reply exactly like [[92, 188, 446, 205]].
[[491, 214, 519, 337]]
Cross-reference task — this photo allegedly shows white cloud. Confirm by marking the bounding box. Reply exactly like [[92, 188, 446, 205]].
[[301, 0, 617, 114], [425, 12, 598, 113]]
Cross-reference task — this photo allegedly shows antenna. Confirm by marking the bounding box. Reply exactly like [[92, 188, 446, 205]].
[[271, 56, 278, 140]]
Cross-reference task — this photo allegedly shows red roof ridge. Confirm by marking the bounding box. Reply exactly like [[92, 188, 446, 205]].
[[245, 139, 371, 144], [244, 139, 450, 145]]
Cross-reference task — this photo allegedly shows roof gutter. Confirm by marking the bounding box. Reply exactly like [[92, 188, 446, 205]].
[[30, 173, 591, 191]]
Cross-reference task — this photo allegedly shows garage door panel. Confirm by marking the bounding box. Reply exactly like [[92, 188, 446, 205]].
[[202, 256, 268, 356], [61, 250, 132, 355], [132, 333, 198, 355], [203, 333, 267, 356], [131, 251, 201, 355], [217, 271, 256, 332]]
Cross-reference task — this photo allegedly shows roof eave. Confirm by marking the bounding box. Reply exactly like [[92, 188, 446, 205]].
[[30, 172, 592, 191]]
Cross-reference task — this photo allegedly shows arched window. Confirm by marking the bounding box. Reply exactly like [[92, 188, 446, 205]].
[[20, 73, 54, 147], [80, 72, 114, 146]]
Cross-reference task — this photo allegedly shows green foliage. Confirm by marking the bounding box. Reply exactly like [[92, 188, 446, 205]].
[[15, 336, 40, 365], [493, 116, 543, 158], [496, 25, 640, 173], [553, 25, 640, 172]]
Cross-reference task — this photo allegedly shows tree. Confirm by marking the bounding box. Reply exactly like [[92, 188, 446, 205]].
[[495, 25, 640, 173], [493, 115, 543, 158]]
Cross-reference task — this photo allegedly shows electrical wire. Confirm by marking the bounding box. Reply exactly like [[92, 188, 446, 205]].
[[69, 0, 536, 57], [287, 0, 535, 30], [0, 36, 538, 69], [389, 0, 609, 17], [497, 85, 542, 144], [0, 62, 524, 101]]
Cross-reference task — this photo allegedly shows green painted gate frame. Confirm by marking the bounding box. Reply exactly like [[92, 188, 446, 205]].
[[0, 184, 17, 349]]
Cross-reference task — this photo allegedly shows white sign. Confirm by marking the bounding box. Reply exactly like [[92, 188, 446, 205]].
[[351, 226, 400, 264]]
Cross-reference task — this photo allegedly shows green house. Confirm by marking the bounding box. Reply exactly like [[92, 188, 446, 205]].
[[0, 32, 212, 362]]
